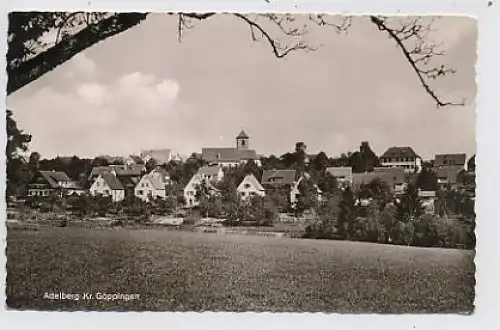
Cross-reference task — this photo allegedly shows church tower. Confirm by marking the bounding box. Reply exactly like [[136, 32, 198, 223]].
[[236, 130, 249, 150]]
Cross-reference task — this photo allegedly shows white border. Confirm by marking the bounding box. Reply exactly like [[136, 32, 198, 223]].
[[1, 1, 498, 329]]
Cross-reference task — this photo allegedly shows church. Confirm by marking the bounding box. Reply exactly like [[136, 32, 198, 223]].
[[201, 130, 261, 168]]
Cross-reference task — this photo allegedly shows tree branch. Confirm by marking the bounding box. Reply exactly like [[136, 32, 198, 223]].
[[7, 12, 148, 95], [370, 15, 464, 107]]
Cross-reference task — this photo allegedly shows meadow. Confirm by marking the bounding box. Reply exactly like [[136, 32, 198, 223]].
[[6, 226, 475, 312]]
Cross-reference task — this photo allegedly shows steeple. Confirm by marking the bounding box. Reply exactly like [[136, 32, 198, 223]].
[[236, 130, 249, 150]]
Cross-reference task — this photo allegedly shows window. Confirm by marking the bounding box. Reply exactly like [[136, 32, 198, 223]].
[[244, 183, 251, 189], [250, 192, 256, 196], [105, 190, 110, 194], [138, 190, 143, 195], [241, 192, 246, 197]]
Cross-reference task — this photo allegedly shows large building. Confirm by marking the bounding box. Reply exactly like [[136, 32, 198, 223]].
[[28, 170, 85, 198], [379, 146, 422, 173], [201, 130, 261, 167], [433, 153, 466, 171]]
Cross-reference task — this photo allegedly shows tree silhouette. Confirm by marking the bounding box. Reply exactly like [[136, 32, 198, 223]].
[[8, 12, 462, 107]]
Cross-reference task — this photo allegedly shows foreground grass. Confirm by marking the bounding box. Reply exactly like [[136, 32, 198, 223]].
[[6, 226, 475, 312]]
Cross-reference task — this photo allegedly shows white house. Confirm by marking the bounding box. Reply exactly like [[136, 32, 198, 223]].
[[183, 174, 220, 207], [89, 173, 125, 202], [197, 164, 224, 182], [290, 175, 323, 209], [134, 172, 167, 202], [237, 174, 265, 201], [379, 146, 422, 173]]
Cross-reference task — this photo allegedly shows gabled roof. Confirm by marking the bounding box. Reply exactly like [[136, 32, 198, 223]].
[[114, 164, 145, 176], [140, 149, 172, 164], [326, 166, 353, 178], [90, 165, 145, 178], [127, 155, 144, 164], [89, 166, 115, 178], [144, 174, 166, 190], [434, 153, 466, 167], [261, 169, 297, 185], [353, 168, 406, 188], [237, 130, 249, 139], [100, 173, 124, 190], [201, 148, 259, 162], [38, 171, 72, 188], [197, 164, 222, 177], [184, 174, 220, 192], [381, 147, 420, 159], [435, 167, 462, 184], [237, 174, 265, 192]]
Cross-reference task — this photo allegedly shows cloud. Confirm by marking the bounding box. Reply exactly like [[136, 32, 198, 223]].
[[64, 53, 97, 79], [10, 70, 183, 158]]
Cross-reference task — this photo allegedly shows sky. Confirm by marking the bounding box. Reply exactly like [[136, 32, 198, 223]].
[[6, 14, 477, 161]]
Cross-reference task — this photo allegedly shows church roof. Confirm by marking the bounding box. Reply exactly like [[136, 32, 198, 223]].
[[236, 130, 249, 139]]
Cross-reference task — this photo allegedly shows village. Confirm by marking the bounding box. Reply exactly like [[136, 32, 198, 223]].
[[6, 129, 476, 248]]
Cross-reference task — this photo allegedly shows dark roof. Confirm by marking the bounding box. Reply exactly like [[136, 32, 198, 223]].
[[353, 168, 406, 188], [434, 153, 466, 167], [115, 164, 145, 176], [381, 147, 419, 159], [261, 169, 297, 185], [236, 130, 249, 139], [39, 171, 72, 188], [435, 167, 462, 185], [100, 173, 124, 190], [201, 148, 259, 162], [89, 166, 115, 178], [197, 165, 222, 177], [90, 165, 144, 178]]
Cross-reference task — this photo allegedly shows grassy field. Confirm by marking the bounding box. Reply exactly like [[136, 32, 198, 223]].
[[6, 226, 475, 313]]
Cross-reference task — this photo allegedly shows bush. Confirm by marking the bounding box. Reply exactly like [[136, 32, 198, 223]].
[[412, 214, 440, 247]]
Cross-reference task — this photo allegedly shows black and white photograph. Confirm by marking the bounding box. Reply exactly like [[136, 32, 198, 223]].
[[5, 12, 476, 313]]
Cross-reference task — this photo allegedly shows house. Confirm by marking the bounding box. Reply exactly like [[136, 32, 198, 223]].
[[261, 169, 298, 189], [88, 164, 146, 182], [325, 166, 353, 188], [150, 167, 171, 184], [379, 146, 422, 173], [290, 175, 323, 209], [201, 130, 261, 167], [134, 172, 168, 202], [435, 167, 462, 189], [237, 174, 266, 201], [89, 173, 125, 202], [419, 190, 436, 214], [183, 174, 220, 207], [124, 155, 144, 166], [28, 170, 85, 198], [197, 164, 224, 183], [353, 167, 407, 194], [433, 153, 466, 170]]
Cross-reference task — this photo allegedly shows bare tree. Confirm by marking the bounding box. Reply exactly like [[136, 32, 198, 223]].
[[7, 12, 463, 107]]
